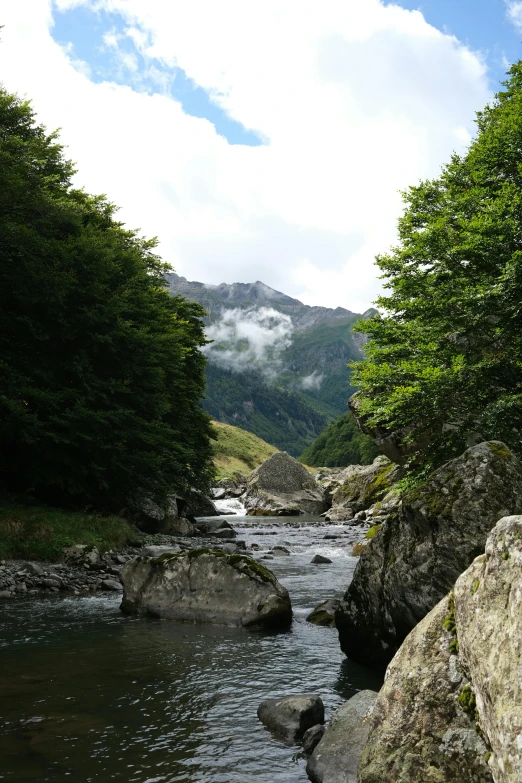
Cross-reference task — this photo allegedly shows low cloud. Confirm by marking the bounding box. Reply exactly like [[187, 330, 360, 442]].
[[300, 371, 325, 391], [202, 307, 293, 378], [506, 1, 522, 32]]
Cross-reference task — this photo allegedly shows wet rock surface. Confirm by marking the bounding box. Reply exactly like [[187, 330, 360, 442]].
[[336, 442, 522, 667], [306, 690, 378, 783], [120, 549, 293, 628], [306, 599, 340, 627], [257, 694, 325, 742]]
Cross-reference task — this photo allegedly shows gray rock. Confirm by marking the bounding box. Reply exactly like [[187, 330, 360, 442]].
[[0, 590, 12, 598], [336, 442, 522, 667], [140, 545, 180, 558], [41, 577, 61, 589], [101, 579, 123, 592], [357, 599, 491, 783], [244, 452, 326, 516], [271, 546, 291, 556], [220, 543, 238, 555], [307, 690, 378, 783], [181, 490, 219, 518], [210, 528, 238, 539], [211, 487, 227, 500], [195, 518, 236, 535], [306, 600, 340, 627], [454, 515, 522, 783], [323, 508, 355, 523], [120, 550, 292, 628], [302, 724, 325, 755], [162, 518, 199, 537], [329, 456, 400, 514], [257, 694, 324, 742], [311, 554, 332, 564], [20, 561, 44, 576], [62, 544, 101, 566]]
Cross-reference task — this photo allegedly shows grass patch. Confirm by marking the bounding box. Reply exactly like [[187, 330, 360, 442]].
[[365, 524, 381, 540], [0, 494, 138, 561], [211, 421, 278, 479]]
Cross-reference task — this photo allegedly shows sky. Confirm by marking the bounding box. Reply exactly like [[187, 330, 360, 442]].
[[1, 1, 521, 312]]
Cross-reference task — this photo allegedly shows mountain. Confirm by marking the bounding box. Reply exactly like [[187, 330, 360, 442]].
[[166, 273, 377, 455]]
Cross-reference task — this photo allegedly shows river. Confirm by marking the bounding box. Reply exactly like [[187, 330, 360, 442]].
[[0, 515, 382, 783]]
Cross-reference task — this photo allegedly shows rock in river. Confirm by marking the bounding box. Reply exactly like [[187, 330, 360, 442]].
[[336, 441, 522, 667], [244, 452, 326, 516], [257, 694, 324, 742], [306, 690, 378, 783], [120, 549, 292, 629], [306, 599, 340, 627]]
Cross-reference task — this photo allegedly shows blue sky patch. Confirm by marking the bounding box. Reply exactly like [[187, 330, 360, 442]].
[[51, 4, 264, 146]]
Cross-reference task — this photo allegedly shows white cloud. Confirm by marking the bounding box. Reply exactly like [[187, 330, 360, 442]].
[[202, 307, 293, 378], [506, 1, 522, 32], [0, 0, 490, 312], [300, 372, 325, 390]]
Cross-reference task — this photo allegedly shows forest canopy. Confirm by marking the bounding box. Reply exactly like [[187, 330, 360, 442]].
[[351, 62, 522, 473], [299, 412, 378, 467], [0, 88, 214, 512]]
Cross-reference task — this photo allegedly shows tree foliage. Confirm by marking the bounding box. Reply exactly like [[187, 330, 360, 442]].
[[0, 88, 214, 512], [299, 412, 378, 467], [352, 62, 522, 471]]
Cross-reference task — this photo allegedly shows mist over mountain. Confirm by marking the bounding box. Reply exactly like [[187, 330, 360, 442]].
[[166, 273, 377, 455]]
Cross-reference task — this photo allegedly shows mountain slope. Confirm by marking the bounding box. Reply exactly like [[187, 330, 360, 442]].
[[167, 273, 376, 455], [211, 421, 277, 479]]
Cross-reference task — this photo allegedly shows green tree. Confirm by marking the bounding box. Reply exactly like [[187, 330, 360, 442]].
[[351, 62, 522, 471], [0, 88, 214, 512], [299, 412, 378, 467]]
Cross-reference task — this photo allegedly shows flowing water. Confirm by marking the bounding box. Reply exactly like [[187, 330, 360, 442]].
[[0, 516, 382, 783]]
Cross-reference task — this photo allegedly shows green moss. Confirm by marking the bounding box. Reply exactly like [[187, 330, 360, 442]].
[[487, 442, 512, 460], [152, 548, 276, 584], [443, 593, 460, 654], [352, 542, 367, 557], [458, 684, 479, 724], [365, 524, 382, 540], [362, 464, 395, 504], [470, 579, 480, 596], [449, 637, 460, 654], [484, 752, 492, 764], [386, 553, 397, 566], [503, 550, 510, 560]]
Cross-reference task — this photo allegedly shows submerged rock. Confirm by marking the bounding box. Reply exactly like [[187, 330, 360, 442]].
[[302, 724, 325, 755], [336, 442, 522, 667], [306, 690, 378, 783], [306, 599, 340, 627], [244, 452, 326, 516], [257, 694, 324, 742], [120, 549, 292, 628], [358, 599, 491, 783]]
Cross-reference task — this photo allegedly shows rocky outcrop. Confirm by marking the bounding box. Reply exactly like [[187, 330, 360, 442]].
[[453, 515, 522, 782], [336, 442, 522, 667], [327, 456, 400, 514], [244, 452, 326, 516], [180, 490, 220, 518], [193, 518, 238, 538], [120, 549, 292, 628], [306, 690, 378, 783], [358, 599, 492, 783], [257, 694, 324, 742]]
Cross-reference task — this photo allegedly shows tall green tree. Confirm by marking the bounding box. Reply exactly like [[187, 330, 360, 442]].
[[0, 88, 214, 511], [352, 62, 522, 471]]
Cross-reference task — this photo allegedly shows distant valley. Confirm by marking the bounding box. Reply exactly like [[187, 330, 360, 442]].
[[166, 273, 376, 455]]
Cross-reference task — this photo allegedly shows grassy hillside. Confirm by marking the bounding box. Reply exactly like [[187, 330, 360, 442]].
[[0, 494, 138, 561], [299, 412, 379, 467], [211, 421, 278, 479]]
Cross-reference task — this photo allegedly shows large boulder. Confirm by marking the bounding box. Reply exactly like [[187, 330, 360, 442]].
[[336, 442, 522, 667], [306, 690, 378, 783], [306, 599, 340, 627], [328, 456, 401, 514], [358, 599, 492, 783], [257, 694, 324, 742], [120, 549, 292, 629], [244, 452, 326, 515], [180, 490, 220, 518], [454, 515, 522, 783]]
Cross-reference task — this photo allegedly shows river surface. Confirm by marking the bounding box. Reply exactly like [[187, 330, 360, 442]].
[[0, 516, 382, 783]]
